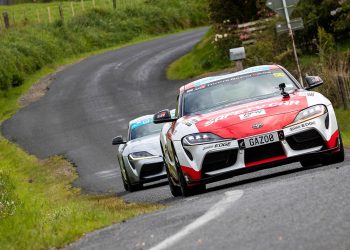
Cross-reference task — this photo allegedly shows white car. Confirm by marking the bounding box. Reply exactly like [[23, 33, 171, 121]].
[[112, 115, 166, 192], [154, 65, 345, 197]]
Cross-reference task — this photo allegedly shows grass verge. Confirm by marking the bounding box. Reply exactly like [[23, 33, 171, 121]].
[[0, 139, 161, 249], [335, 109, 350, 148]]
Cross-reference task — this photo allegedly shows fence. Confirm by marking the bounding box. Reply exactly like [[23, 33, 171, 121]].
[[0, 0, 143, 30]]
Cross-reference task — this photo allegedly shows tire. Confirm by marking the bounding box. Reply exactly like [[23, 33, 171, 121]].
[[121, 161, 143, 192], [119, 161, 129, 191], [174, 154, 205, 197], [323, 134, 345, 165], [166, 164, 182, 197]]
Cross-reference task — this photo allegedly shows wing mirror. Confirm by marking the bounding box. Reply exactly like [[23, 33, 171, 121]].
[[304, 75, 324, 90], [112, 135, 126, 145], [153, 109, 177, 124]]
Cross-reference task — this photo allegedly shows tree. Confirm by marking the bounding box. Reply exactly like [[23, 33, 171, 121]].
[[209, 0, 263, 24]]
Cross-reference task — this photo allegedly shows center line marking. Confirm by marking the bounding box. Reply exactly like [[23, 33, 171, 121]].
[[148, 190, 244, 250]]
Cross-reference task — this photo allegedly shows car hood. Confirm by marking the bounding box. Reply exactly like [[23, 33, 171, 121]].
[[124, 133, 162, 156], [189, 92, 309, 139]]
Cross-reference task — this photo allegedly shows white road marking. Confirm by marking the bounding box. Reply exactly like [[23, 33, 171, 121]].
[[148, 190, 244, 250], [95, 169, 119, 179]]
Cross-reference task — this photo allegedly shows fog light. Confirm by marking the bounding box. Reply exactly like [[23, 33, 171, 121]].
[[184, 174, 190, 183]]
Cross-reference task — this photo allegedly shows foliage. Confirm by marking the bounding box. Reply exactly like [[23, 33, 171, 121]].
[[294, 0, 349, 50], [208, 0, 268, 24], [0, 0, 209, 92], [317, 27, 336, 65]]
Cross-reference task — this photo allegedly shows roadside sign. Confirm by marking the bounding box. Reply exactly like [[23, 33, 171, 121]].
[[276, 18, 304, 33], [229, 47, 246, 61], [266, 0, 299, 19]]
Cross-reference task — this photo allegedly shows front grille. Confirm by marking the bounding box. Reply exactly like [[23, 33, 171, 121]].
[[244, 142, 285, 164], [202, 149, 238, 174], [140, 162, 164, 178], [286, 129, 325, 150]]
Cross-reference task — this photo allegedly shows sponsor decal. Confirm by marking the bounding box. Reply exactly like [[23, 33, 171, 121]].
[[273, 72, 285, 77], [214, 142, 231, 148], [203, 145, 214, 151], [252, 123, 264, 129], [298, 92, 315, 97], [183, 117, 200, 126], [130, 118, 153, 130], [239, 109, 266, 120], [289, 121, 316, 132], [204, 100, 301, 127]]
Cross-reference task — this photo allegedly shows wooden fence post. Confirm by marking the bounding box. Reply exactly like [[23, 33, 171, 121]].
[[81, 0, 85, 11], [70, 2, 75, 17], [2, 12, 10, 29], [337, 76, 350, 109], [47, 7, 52, 23], [36, 9, 41, 23], [113, 0, 116, 10], [59, 3, 64, 23]]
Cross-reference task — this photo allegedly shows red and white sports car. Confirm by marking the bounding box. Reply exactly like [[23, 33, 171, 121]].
[[154, 65, 344, 197]]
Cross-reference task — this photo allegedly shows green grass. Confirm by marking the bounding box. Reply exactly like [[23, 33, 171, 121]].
[[0, 139, 162, 249], [335, 108, 350, 148]]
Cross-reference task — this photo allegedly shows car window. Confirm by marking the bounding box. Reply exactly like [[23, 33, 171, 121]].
[[182, 69, 297, 116], [130, 121, 163, 140]]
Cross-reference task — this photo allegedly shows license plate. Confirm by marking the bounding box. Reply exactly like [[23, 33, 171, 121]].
[[238, 131, 284, 149]]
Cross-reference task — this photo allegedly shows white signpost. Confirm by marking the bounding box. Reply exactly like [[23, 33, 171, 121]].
[[229, 47, 246, 71], [266, 0, 304, 86]]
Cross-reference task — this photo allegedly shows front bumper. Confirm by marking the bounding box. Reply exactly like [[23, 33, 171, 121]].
[[175, 111, 340, 184], [125, 156, 167, 184]]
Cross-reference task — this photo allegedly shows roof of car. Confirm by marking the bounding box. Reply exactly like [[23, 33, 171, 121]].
[[180, 64, 282, 93]]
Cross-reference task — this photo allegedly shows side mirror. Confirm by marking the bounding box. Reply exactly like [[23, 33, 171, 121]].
[[305, 76, 324, 90], [153, 109, 177, 124], [112, 135, 126, 145]]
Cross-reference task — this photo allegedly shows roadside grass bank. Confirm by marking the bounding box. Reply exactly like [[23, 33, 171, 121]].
[[335, 109, 350, 148], [0, 137, 162, 249]]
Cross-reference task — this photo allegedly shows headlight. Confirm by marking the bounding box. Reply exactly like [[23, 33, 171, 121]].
[[182, 133, 224, 146], [128, 151, 157, 161], [292, 105, 327, 125]]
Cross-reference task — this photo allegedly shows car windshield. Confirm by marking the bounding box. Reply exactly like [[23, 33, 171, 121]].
[[130, 121, 163, 140], [182, 69, 297, 116]]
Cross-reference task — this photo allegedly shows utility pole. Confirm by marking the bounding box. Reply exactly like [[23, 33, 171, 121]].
[[281, 0, 303, 86]]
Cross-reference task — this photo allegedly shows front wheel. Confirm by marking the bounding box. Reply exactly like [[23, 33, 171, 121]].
[[166, 164, 182, 197], [323, 134, 345, 165], [121, 162, 143, 192], [174, 155, 205, 197]]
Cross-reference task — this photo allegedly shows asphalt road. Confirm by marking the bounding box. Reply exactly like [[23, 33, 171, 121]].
[[2, 28, 350, 250]]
